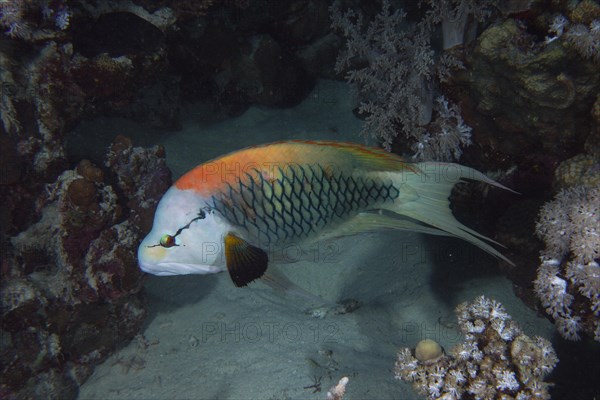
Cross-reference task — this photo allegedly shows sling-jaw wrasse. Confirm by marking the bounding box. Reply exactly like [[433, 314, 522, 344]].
[[138, 140, 513, 287]]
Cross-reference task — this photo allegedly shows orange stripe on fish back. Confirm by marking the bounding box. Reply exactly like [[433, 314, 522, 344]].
[[174, 140, 417, 196]]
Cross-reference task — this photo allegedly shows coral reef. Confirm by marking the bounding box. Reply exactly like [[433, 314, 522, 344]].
[[330, 0, 435, 154], [553, 153, 600, 189], [330, 0, 499, 160], [534, 185, 600, 341], [5, 41, 81, 177], [105, 135, 172, 233], [454, 18, 599, 160], [422, 0, 499, 50], [586, 93, 600, 156], [569, 0, 600, 24], [1, 3, 182, 140], [0, 0, 72, 40], [79, 0, 178, 32], [445, 5, 600, 342], [0, 3, 340, 397], [166, 0, 327, 112], [545, 2, 600, 64], [1, 0, 329, 123], [395, 296, 558, 399], [2, 0, 598, 398], [217, 32, 314, 107], [413, 96, 472, 161], [0, 137, 171, 398], [452, 11, 600, 164]]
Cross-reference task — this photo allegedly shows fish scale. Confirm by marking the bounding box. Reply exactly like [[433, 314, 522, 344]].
[[209, 163, 400, 245], [139, 140, 514, 286]]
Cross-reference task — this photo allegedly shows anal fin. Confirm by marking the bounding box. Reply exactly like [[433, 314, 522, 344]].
[[317, 211, 454, 242], [260, 269, 336, 308]]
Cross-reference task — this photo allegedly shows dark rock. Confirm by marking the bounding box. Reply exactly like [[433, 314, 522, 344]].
[[269, 0, 331, 46], [296, 32, 344, 78], [128, 74, 183, 130], [0, 279, 46, 331], [454, 20, 600, 162], [0, 134, 21, 185], [76, 160, 104, 184], [18, 369, 78, 400], [65, 179, 96, 208], [230, 34, 314, 107], [72, 12, 165, 58]]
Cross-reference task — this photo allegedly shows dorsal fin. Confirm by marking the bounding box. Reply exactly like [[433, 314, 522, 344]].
[[285, 140, 419, 173], [175, 140, 419, 196]]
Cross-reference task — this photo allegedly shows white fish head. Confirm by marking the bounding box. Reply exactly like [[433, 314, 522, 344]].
[[138, 187, 229, 276]]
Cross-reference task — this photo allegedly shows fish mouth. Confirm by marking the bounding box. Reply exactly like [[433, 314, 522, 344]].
[[138, 259, 171, 276], [139, 260, 224, 276]]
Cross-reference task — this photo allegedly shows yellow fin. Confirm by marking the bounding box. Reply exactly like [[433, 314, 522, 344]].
[[385, 162, 515, 265], [287, 140, 420, 173], [260, 269, 336, 307]]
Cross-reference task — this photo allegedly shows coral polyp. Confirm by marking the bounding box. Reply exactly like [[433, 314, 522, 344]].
[[395, 296, 557, 400]]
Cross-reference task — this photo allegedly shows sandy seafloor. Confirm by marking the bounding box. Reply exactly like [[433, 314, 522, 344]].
[[75, 80, 554, 400]]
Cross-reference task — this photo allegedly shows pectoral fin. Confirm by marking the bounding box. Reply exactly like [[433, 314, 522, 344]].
[[224, 233, 268, 287]]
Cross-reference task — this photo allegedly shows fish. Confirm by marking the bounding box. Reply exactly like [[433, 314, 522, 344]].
[[137, 140, 514, 287]]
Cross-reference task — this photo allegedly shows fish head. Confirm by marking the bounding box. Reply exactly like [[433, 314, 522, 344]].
[[138, 187, 228, 276]]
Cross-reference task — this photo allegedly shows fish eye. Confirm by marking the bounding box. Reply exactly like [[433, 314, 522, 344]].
[[160, 234, 176, 248]]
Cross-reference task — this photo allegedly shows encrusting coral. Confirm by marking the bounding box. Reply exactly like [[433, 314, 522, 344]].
[[545, 1, 600, 64], [1, 136, 171, 398], [534, 184, 600, 341], [395, 296, 557, 400], [553, 154, 600, 189], [0, 0, 72, 40]]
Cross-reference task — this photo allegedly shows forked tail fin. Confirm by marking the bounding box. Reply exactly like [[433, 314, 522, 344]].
[[387, 162, 516, 265]]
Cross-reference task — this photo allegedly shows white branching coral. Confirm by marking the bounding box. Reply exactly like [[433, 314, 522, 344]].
[[545, 14, 600, 63], [395, 296, 557, 400], [421, 0, 499, 50], [534, 185, 600, 341], [411, 96, 472, 161], [330, 0, 480, 161], [0, 0, 72, 40], [494, 368, 520, 391]]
